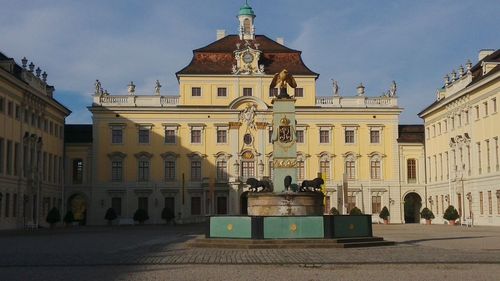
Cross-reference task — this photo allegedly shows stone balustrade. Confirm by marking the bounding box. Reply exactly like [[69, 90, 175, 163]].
[[315, 96, 398, 107], [93, 95, 180, 107]]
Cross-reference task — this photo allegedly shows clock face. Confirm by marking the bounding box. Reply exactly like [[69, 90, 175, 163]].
[[243, 52, 254, 63]]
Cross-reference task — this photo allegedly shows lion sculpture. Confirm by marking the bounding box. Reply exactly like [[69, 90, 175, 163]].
[[299, 177, 324, 192], [246, 178, 274, 192]]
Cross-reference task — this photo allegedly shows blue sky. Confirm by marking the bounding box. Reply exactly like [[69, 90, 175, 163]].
[[1, 0, 498, 124]]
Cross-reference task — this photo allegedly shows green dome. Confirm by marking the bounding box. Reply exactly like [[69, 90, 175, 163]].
[[239, 3, 255, 16]]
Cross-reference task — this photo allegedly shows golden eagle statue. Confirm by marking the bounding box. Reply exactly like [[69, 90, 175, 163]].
[[269, 69, 297, 99]]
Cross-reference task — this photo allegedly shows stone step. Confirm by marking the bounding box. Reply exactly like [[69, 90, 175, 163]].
[[187, 237, 395, 249]]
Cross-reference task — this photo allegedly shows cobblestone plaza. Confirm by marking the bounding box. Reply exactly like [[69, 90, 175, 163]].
[[1, 224, 500, 280]]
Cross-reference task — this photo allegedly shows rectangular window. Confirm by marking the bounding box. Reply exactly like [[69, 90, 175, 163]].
[[297, 160, 305, 181], [269, 88, 278, 97], [44, 119, 48, 132], [191, 87, 201, 97], [495, 137, 499, 171], [138, 197, 148, 213], [241, 161, 255, 179], [165, 197, 175, 215], [6, 140, 12, 175], [216, 130, 227, 144], [407, 159, 417, 183], [487, 140, 491, 172], [370, 160, 381, 180], [268, 129, 273, 143], [191, 196, 201, 215], [296, 130, 304, 143], [345, 130, 355, 143], [465, 111, 470, 124], [111, 197, 122, 216], [319, 130, 329, 144], [138, 129, 149, 144], [0, 96, 4, 113], [320, 160, 330, 181], [7, 101, 13, 117], [138, 160, 150, 182], [477, 142, 482, 174], [0, 138, 4, 174], [493, 98, 497, 113], [484, 102, 489, 116], [444, 120, 448, 132], [217, 87, 227, 97], [475, 105, 480, 120], [346, 161, 355, 179], [216, 161, 228, 181], [5, 193, 10, 217], [370, 130, 380, 143], [13, 142, 19, 176], [480, 191, 484, 215], [191, 160, 201, 181], [15, 104, 20, 120], [436, 195, 439, 214], [371, 195, 381, 214], [242, 87, 252, 96], [111, 160, 123, 182], [488, 191, 492, 215], [12, 193, 17, 217], [72, 159, 83, 184], [164, 129, 176, 144], [451, 117, 455, 130], [191, 129, 201, 144], [294, 88, 304, 97], [164, 161, 175, 181]]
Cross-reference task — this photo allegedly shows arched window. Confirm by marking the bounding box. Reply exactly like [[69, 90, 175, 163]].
[[215, 151, 231, 182], [243, 18, 251, 34], [407, 158, 417, 183], [107, 152, 126, 182]]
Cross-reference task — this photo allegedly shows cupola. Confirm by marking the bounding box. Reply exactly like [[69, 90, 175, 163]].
[[238, 1, 256, 40]]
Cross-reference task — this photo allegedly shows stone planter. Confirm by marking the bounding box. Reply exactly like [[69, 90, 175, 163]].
[[425, 219, 432, 225]]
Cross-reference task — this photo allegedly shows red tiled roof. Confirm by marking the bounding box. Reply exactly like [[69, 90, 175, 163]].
[[176, 35, 318, 77]]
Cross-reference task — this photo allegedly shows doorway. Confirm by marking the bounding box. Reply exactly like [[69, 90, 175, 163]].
[[404, 192, 422, 223]]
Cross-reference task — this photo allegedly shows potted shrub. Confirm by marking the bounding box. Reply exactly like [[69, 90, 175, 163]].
[[161, 207, 175, 225], [420, 207, 435, 224], [104, 208, 118, 226], [133, 208, 149, 224], [63, 210, 75, 226], [379, 206, 390, 224], [329, 207, 340, 215], [443, 205, 459, 225], [349, 206, 363, 215], [46, 207, 61, 228]]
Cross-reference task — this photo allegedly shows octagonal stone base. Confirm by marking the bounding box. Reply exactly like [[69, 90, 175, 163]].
[[247, 192, 324, 216]]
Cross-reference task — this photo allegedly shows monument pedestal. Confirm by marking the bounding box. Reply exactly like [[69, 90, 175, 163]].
[[247, 192, 324, 216]]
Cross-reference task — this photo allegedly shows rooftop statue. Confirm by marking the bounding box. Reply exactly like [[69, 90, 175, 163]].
[[269, 69, 297, 99]]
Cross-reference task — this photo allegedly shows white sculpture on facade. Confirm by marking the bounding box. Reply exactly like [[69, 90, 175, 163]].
[[332, 79, 339, 96], [389, 80, 397, 97], [155, 80, 162, 95], [127, 81, 136, 95], [240, 104, 257, 130], [94, 79, 102, 95]]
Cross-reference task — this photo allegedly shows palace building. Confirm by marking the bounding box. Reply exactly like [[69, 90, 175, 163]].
[[60, 3, 429, 226], [0, 52, 70, 230], [419, 49, 500, 226]]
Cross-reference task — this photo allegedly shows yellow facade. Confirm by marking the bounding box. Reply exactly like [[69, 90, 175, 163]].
[[0, 52, 70, 230], [420, 49, 500, 226]]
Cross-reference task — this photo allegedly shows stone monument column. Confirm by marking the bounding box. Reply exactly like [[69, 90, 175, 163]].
[[271, 98, 297, 192]]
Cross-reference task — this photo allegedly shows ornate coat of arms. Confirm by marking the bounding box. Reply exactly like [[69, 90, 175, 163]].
[[278, 116, 292, 143]]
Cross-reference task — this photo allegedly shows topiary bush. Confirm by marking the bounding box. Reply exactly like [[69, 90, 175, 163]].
[[63, 210, 74, 225], [133, 208, 149, 224], [161, 207, 175, 224], [420, 207, 435, 220], [329, 207, 340, 215], [443, 205, 459, 222], [104, 208, 117, 225], [46, 207, 61, 227], [349, 206, 363, 215], [379, 206, 390, 220]]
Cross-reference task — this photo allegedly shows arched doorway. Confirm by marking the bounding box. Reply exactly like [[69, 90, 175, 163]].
[[404, 192, 422, 223], [68, 194, 87, 225], [240, 191, 249, 215]]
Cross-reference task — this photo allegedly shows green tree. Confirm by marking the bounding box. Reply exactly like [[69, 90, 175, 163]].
[[133, 209, 149, 224], [46, 207, 61, 228], [349, 207, 363, 215]]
